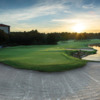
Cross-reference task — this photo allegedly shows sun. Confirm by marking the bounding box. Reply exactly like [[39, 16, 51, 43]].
[[72, 23, 85, 33]]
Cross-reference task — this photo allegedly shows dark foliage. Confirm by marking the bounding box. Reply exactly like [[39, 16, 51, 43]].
[[8, 30, 60, 46], [0, 29, 100, 46], [0, 29, 9, 45]]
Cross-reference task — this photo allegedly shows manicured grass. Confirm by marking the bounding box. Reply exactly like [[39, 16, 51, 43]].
[[58, 39, 100, 49], [0, 39, 99, 72], [0, 46, 86, 72]]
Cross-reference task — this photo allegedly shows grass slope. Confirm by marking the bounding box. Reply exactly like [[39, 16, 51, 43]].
[[0, 39, 100, 72]]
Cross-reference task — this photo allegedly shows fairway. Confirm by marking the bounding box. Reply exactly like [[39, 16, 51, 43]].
[[58, 39, 100, 49], [0, 39, 100, 72]]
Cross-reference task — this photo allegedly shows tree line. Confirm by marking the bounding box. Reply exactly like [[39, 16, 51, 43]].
[[0, 29, 100, 46]]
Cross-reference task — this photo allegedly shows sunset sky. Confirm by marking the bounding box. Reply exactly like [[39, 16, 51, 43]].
[[0, 0, 100, 33]]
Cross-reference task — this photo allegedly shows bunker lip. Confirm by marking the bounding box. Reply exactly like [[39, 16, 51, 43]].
[[66, 48, 96, 59], [66, 48, 94, 51], [89, 43, 100, 47]]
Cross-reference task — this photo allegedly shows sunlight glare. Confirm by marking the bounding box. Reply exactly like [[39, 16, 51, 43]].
[[72, 23, 85, 33]]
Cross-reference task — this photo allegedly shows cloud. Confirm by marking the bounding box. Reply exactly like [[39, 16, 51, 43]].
[[64, 10, 72, 13], [0, 0, 84, 23], [0, 0, 100, 32], [0, 4, 64, 22], [82, 4, 95, 9], [0, 0, 72, 32], [52, 19, 81, 23], [0, 0, 85, 24], [82, 0, 94, 5], [51, 9, 100, 32]]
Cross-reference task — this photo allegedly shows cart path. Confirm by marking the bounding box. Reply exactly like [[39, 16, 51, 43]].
[[0, 62, 100, 100]]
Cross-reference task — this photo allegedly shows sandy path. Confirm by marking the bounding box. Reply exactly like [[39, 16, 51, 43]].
[[0, 62, 100, 100]]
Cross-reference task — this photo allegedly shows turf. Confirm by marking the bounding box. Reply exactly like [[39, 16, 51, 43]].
[[0, 39, 100, 72], [58, 39, 100, 49]]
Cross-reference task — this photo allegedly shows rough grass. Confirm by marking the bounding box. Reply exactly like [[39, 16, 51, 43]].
[[0, 39, 99, 72]]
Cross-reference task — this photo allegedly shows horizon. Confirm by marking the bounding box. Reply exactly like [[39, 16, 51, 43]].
[[10, 30, 100, 34], [0, 0, 100, 33]]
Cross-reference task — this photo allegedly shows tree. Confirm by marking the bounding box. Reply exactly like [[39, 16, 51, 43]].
[[0, 29, 9, 45], [47, 33, 59, 44]]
